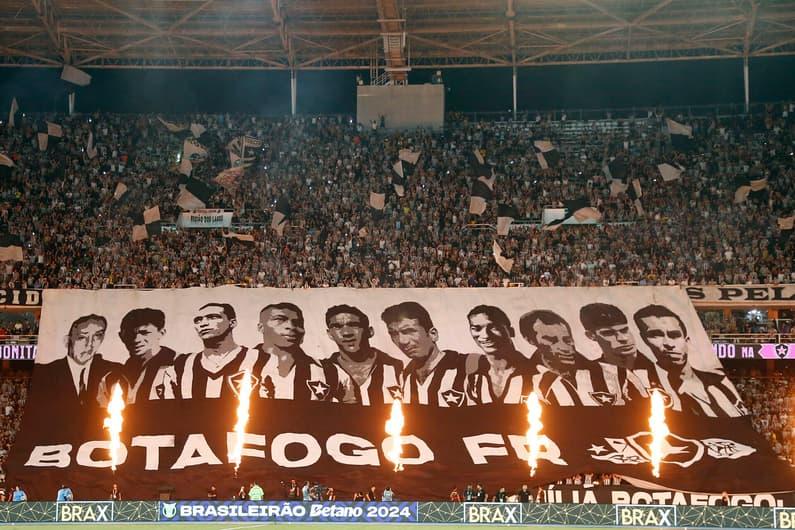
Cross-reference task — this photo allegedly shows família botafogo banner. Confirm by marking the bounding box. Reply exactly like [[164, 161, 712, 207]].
[[7, 286, 795, 501]]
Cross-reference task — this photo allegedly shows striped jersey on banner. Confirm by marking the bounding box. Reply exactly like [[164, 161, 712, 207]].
[[327, 349, 404, 405], [123, 347, 176, 403], [171, 346, 260, 399], [466, 355, 537, 404], [254, 346, 353, 402], [402, 350, 468, 407], [631, 355, 747, 417], [533, 357, 638, 406]]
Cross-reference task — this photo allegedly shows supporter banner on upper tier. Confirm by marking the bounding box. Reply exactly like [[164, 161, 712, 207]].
[[542, 208, 600, 226], [176, 209, 234, 228], [539, 484, 795, 506], [713, 342, 795, 360], [686, 284, 795, 305], [7, 287, 795, 500], [0, 288, 42, 307], [0, 342, 37, 360]]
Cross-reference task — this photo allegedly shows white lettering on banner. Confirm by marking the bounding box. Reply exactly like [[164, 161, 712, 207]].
[[0, 344, 37, 360], [463, 433, 509, 464], [226, 432, 267, 461], [24, 444, 72, 467], [76, 440, 128, 468], [0, 288, 41, 306], [686, 284, 795, 305], [380, 435, 434, 466], [462, 433, 568, 466], [571, 490, 598, 504], [543, 486, 786, 506], [131, 435, 175, 470], [176, 210, 233, 229], [24, 432, 436, 470], [271, 433, 322, 468], [30, 432, 765, 474], [506, 434, 568, 466], [171, 434, 223, 469], [326, 434, 380, 466]]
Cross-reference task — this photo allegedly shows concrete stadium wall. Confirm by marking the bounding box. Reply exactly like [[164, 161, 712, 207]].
[[356, 84, 444, 130]]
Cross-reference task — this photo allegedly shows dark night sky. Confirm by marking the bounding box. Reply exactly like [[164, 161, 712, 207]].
[[1, 56, 794, 116]]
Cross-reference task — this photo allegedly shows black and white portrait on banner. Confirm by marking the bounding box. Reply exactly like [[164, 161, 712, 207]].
[[30, 286, 744, 415]]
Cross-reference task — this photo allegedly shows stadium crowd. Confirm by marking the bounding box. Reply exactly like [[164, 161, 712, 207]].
[[0, 372, 28, 487], [734, 375, 795, 464], [0, 315, 37, 339], [0, 104, 793, 290]]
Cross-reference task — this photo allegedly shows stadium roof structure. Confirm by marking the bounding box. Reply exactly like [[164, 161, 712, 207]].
[[2, 0, 795, 81]]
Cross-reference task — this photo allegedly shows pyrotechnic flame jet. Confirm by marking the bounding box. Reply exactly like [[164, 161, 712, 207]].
[[385, 399, 405, 471], [103, 383, 126, 472], [649, 389, 670, 478], [525, 393, 543, 476], [229, 371, 253, 475]]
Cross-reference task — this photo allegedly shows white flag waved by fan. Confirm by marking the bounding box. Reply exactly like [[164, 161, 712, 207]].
[[492, 241, 514, 274]]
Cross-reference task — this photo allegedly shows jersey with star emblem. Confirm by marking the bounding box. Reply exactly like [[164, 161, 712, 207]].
[[168, 346, 260, 399], [631, 355, 747, 417], [466, 355, 538, 404], [532, 356, 639, 407], [253, 345, 354, 402], [327, 348, 404, 405], [402, 350, 469, 406]]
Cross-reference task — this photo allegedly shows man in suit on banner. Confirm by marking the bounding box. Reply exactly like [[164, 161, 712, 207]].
[[324, 304, 404, 405], [30, 314, 124, 439], [34, 314, 124, 408]]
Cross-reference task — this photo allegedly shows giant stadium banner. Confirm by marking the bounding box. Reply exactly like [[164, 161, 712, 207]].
[[7, 287, 795, 501]]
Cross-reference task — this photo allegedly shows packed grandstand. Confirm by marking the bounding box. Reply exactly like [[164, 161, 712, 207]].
[[0, 107, 793, 289], [0, 102, 794, 503]]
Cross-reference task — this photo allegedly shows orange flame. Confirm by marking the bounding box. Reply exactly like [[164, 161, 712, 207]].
[[649, 389, 670, 478], [385, 399, 405, 471], [229, 371, 253, 474], [102, 383, 125, 472], [525, 393, 543, 476]]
